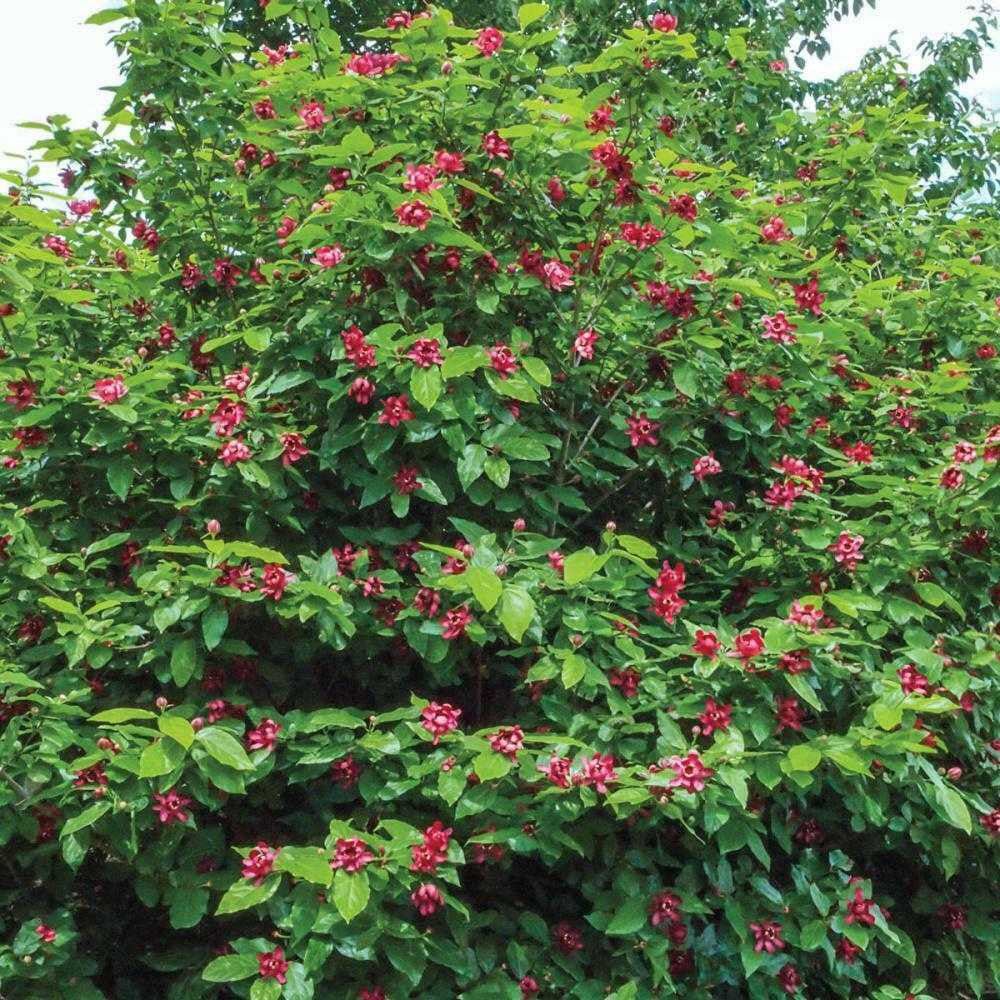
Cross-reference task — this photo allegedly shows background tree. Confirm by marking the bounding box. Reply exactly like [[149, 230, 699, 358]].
[[1, 3, 998, 1000]]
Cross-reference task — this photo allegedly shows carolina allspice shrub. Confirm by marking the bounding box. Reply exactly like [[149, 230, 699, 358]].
[[0, 2, 999, 999]]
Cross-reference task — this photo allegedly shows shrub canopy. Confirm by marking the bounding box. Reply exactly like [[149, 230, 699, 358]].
[[0, 3, 999, 1000]]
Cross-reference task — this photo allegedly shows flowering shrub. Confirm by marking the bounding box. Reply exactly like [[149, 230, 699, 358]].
[[0, 2, 998, 999]]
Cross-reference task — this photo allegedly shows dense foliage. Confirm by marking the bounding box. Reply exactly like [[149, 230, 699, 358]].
[[1, 2, 999, 999]]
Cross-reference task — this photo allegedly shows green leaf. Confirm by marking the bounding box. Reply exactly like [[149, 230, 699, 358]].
[[216, 874, 281, 914], [799, 919, 827, 950], [251, 980, 283, 1000], [484, 455, 510, 488], [563, 547, 608, 585], [168, 886, 209, 929], [274, 847, 332, 886], [521, 356, 552, 386], [785, 672, 822, 711], [85, 531, 132, 557], [60, 802, 111, 838], [333, 868, 370, 923], [158, 715, 195, 749], [498, 586, 535, 641], [339, 125, 375, 156], [202, 953, 260, 982], [517, 2, 549, 28], [442, 346, 488, 379], [476, 289, 499, 314], [196, 727, 255, 771], [169, 639, 199, 687], [466, 565, 503, 612], [89, 708, 156, 724], [787, 744, 822, 772], [86, 7, 130, 25], [438, 766, 467, 805], [561, 653, 587, 689], [107, 459, 134, 500], [458, 444, 487, 490], [201, 606, 229, 650], [139, 738, 186, 778], [935, 786, 971, 834], [725, 30, 748, 61], [410, 366, 442, 410], [605, 895, 647, 935], [615, 534, 656, 559], [672, 363, 698, 399], [473, 752, 512, 781]]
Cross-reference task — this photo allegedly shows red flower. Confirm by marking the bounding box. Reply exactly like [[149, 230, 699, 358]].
[[828, 531, 864, 572], [331, 754, 361, 789], [349, 377, 375, 404], [668, 194, 697, 220], [844, 887, 877, 926], [90, 376, 128, 405], [411, 882, 444, 916], [393, 465, 422, 495], [650, 11, 678, 31], [330, 837, 374, 873], [315, 244, 345, 268], [489, 725, 524, 759], [403, 163, 442, 192], [664, 751, 713, 792], [775, 697, 805, 732], [219, 438, 252, 466], [345, 52, 405, 76], [473, 27, 504, 57], [692, 629, 720, 658], [573, 328, 599, 359], [242, 842, 279, 885], [692, 452, 721, 481], [548, 177, 566, 203], [279, 432, 309, 467], [626, 413, 661, 448], [649, 890, 681, 927], [897, 663, 930, 695], [750, 920, 785, 953], [5, 379, 38, 411], [940, 465, 964, 490], [257, 945, 289, 984], [246, 718, 282, 752], [698, 697, 732, 735], [777, 962, 800, 994], [519, 976, 540, 998], [482, 131, 512, 159], [836, 936, 861, 964], [439, 605, 473, 640], [421, 702, 461, 744], [395, 200, 432, 229], [572, 753, 618, 793], [35, 924, 56, 943], [648, 560, 686, 623], [609, 666, 641, 698], [297, 100, 331, 129], [43, 234, 72, 259], [551, 921, 584, 955], [760, 216, 792, 243], [489, 343, 519, 378], [435, 150, 465, 174], [761, 312, 798, 344], [779, 650, 812, 674], [152, 789, 192, 825], [733, 628, 764, 661], [793, 276, 826, 315], [980, 808, 1000, 836], [406, 338, 443, 368], [378, 395, 415, 427]]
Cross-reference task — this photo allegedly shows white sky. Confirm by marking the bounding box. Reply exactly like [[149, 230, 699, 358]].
[[0, 0, 997, 180]]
